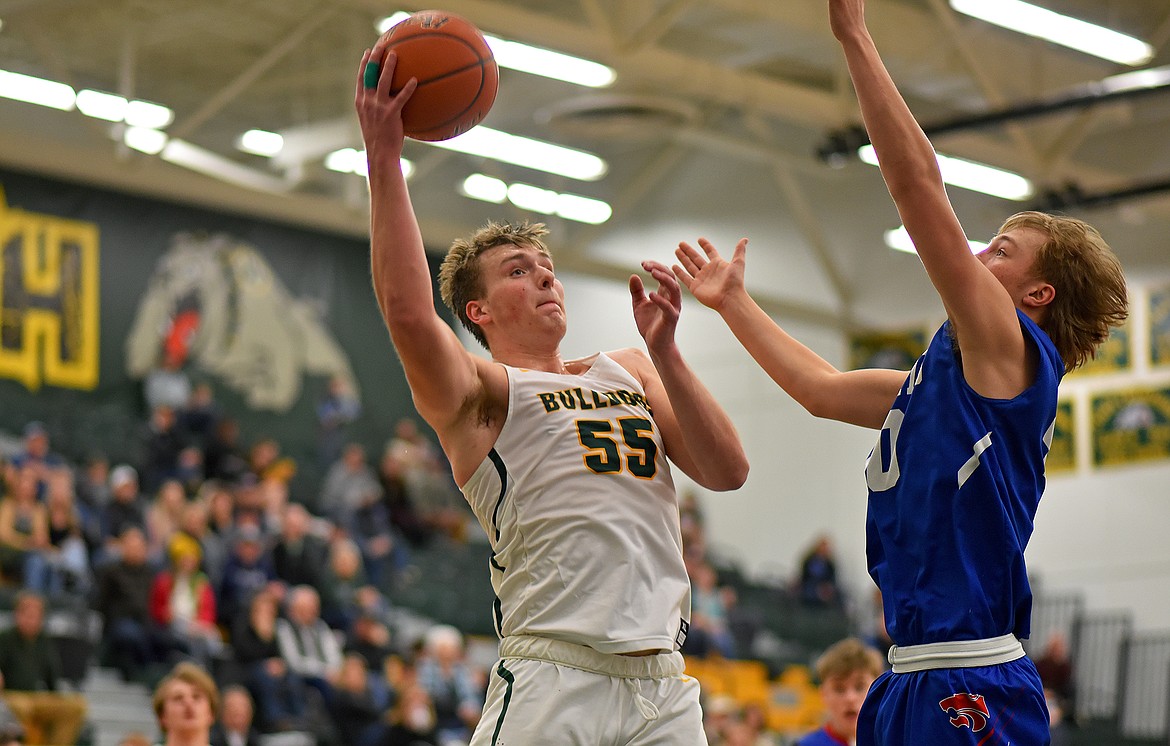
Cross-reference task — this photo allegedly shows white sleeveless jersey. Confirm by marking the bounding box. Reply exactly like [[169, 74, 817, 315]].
[[460, 352, 691, 654]]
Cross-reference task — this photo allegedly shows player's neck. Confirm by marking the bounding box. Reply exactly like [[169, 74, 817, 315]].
[[494, 350, 569, 374]]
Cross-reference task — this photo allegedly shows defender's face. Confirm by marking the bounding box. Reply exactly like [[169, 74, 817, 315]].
[[976, 226, 1048, 304], [821, 670, 876, 740], [475, 244, 566, 343]]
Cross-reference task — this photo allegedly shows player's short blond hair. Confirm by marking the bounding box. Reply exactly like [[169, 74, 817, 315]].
[[438, 221, 551, 350], [998, 211, 1128, 373], [814, 637, 885, 683]]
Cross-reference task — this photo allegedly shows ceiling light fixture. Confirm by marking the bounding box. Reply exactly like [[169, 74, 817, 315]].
[[124, 100, 173, 129], [0, 69, 74, 110], [461, 173, 611, 224], [324, 147, 413, 179], [376, 12, 614, 88], [123, 126, 168, 155], [884, 225, 988, 255], [858, 145, 1032, 201], [950, 0, 1153, 66], [429, 126, 606, 181], [237, 129, 284, 157], [76, 89, 128, 121]]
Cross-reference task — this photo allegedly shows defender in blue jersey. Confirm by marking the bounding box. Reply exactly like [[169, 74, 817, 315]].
[[672, 0, 1128, 742]]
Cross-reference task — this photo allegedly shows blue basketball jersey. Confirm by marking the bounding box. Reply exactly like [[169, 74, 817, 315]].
[[864, 311, 1062, 646]]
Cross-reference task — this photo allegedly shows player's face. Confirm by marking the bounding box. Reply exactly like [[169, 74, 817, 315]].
[[475, 244, 567, 344], [821, 670, 875, 740], [976, 226, 1048, 305], [158, 680, 215, 736]]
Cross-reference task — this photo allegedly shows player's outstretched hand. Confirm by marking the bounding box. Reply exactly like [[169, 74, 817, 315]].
[[673, 238, 749, 313], [630, 260, 682, 353], [354, 40, 418, 162]]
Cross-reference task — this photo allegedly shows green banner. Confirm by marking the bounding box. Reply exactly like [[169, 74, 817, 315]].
[[849, 328, 928, 371], [1047, 399, 1076, 473], [1091, 387, 1170, 467]]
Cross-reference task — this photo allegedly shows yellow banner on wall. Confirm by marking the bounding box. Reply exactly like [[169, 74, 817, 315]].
[[1047, 399, 1076, 473], [1151, 284, 1170, 369], [1070, 323, 1130, 377], [849, 328, 928, 371], [1091, 387, 1170, 467]]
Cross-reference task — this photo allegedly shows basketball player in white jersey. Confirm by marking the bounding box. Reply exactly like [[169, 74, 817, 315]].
[[355, 39, 749, 746]]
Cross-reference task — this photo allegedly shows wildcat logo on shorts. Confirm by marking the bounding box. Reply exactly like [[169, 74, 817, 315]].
[[939, 693, 990, 732]]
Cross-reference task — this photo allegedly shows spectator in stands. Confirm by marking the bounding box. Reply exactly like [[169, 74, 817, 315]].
[[331, 654, 384, 746], [150, 533, 223, 669], [152, 662, 218, 746], [0, 592, 87, 746], [40, 472, 92, 597], [173, 447, 206, 500], [8, 422, 64, 500], [797, 534, 842, 608], [276, 585, 343, 709], [231, 590, 308, 734], [320, 443, 380, 527], [144, 347, 193, 414], [1034, 632, 1076, 720], [95, 527, 175, 681], [343, 613, 396, 710], [345, 485, 404, 591], [74, 453, 112, 543], [210, 685, 261, 746], [703, 695, 740, 746], [271, 504, 328, 595], [795, 637, 884, 746], [141, 404, 186, 494], [147, 479, 189, 567], [377, 447, 432, 549], [316, 375, 361, 471], [685, 561, 737, 659], [179, 382, 221, 449], [0, 467, 49, 590], [180, 497, 228, 590], [98, 464, 147, 566], [321, 538, 386, 632], [415, 625, 482, 744], [202, 418, 248, 485], [383, 683, 438, 746], [218, 524, 279, 627]]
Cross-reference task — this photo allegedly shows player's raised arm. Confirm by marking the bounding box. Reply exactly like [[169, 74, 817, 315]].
[[828, 0, 1039, 398], [618, 261, 748, 491], [355, 41, 483, 431], [674, 238, 903, 430]]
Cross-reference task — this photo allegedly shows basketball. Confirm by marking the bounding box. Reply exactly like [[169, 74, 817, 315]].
[[378, 10, 499, 142]]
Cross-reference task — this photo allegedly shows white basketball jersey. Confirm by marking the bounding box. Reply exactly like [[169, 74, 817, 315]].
[[460, 352, 691, 654]]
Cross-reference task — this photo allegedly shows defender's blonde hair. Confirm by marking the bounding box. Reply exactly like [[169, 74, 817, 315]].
[[998, 211, 1128, 373], [814, 637, 885, 683], [438, 221, 551, 350]]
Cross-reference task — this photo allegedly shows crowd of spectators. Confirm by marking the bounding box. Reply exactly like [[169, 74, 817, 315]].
[[0, 375, 491, 746]]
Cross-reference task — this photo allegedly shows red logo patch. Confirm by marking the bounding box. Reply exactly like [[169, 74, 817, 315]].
[[939, 693, 990, 732]]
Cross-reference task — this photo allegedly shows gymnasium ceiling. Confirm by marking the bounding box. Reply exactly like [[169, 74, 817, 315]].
[[1, 0, 1169, 328]]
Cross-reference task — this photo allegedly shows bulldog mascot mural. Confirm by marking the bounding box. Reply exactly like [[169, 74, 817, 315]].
[[125, 232, 359, 412]]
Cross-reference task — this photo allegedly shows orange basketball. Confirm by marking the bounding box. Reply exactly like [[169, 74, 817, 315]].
[[381, 10, 499, 142]]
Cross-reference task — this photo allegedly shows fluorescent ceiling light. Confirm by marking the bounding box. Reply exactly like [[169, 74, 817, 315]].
[[885, 225, 988, 255], [858, 145, 1032, 201], [462, 173, 611, 223], [123, 126, 168, 155], [1099, 65, 1170, 95], [125, 99, 173, 129], [0, 69, 75, 110], [324, 147, 412, 179], [429, 126, 606, 181], [461, 174, 508, 203], [486, 36, 614, 87], [237, 129, 284, 157], [950, 0, 1153, 66], [507, 183, 558, 214], [76, 89, 127, 121], [376, 12, 614, 87]]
